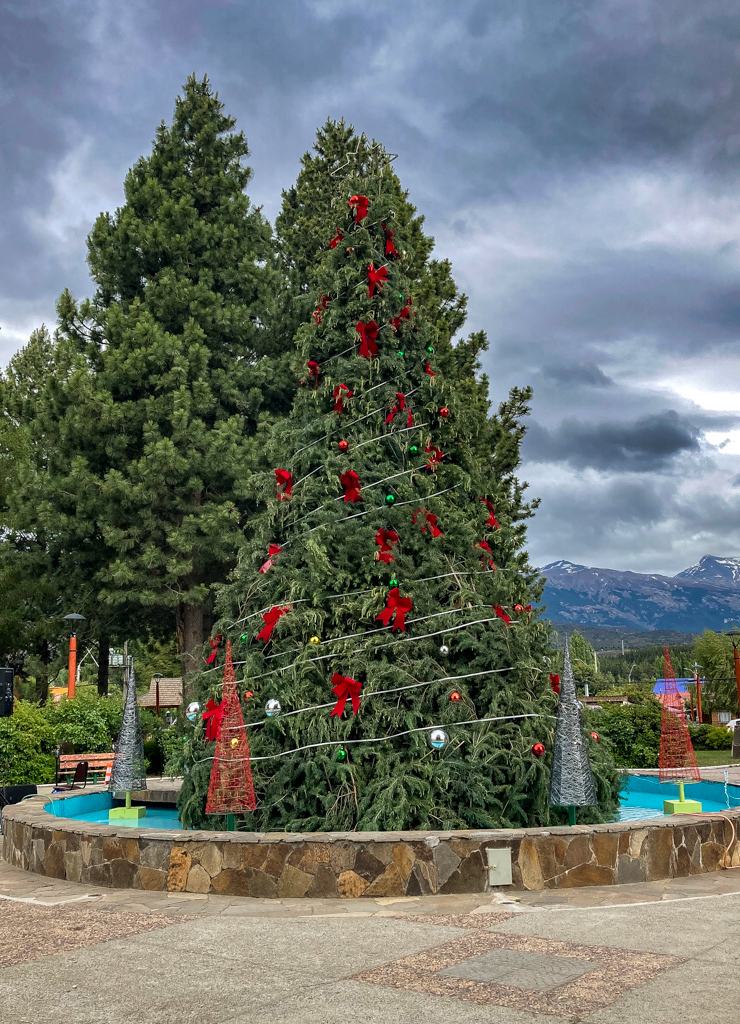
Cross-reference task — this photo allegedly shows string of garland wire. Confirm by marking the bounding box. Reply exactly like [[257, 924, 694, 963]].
[[192, 712, 549, 766]]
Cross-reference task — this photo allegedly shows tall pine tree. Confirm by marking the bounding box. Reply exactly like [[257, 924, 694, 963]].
[[41, 76, 289, 678], [179, 166, 620, 831]]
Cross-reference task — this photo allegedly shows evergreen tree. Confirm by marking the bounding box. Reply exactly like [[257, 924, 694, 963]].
[[39, 75, 288, 678], [179, 168, 620, 831]]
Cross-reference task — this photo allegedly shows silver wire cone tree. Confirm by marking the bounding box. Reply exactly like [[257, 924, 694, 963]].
[[109, 659, 147, 792], [548, 638, 596, 807]]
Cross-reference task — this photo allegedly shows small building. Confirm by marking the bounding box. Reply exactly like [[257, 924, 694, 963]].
[[139, 677, 183, 721]]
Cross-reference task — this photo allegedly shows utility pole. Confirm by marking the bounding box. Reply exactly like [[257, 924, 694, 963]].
[[693, 662, 703, 724], [723, 632, 740, 759]]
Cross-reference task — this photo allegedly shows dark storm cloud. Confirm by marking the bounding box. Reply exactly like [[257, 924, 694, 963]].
[[3, 0, 740, 572]]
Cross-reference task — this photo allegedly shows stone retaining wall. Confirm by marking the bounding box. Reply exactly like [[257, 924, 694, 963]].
[[3, 791, 739, 897]]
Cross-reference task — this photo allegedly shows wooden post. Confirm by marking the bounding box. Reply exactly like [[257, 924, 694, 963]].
[[695, 671, 703, 724], [734, 644, 740, 717], [68, 634, 77, 699]]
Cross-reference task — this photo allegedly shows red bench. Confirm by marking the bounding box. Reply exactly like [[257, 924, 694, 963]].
[[55, 753, 114, 788]]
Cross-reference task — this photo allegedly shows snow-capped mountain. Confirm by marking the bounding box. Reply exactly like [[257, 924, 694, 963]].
[[540, 556, 740, 633], [675, 555, 740, 587]]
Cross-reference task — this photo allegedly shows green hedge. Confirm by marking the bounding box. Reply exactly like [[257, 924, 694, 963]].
[[0, 701, 56, 785]]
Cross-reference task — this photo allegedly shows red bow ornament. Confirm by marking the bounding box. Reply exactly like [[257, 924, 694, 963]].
[[275, 469, 293, 501], [376, 586, 413, 633], [367, 262, 389, 298], [549, 673, 561, 695], [203, 698, 225, 742], [476, 538, 496, 570], [333, 383, 353, 413], [425, 445, 445, 471], [389, 305, 411, 332], [424, 361, 436, 377], [375, 528, 399, 563], [205, 633, 222, 665], [329, 673, 362, 717], [340, 470, 362, 502], [382, 222, 397, 258], [306, 360, 320, 387], [349, 195, 369, 223], [385, 393, 406, 424], [259, 543, 282, 574], [413, 509, 443, 537], [494, 604, 512, 625], [356, 320, 379, 359], [256, 605, 288, 643], [311, 294, 330, 325], [480, 497, 501, 530], [330, 228, 344, 248]]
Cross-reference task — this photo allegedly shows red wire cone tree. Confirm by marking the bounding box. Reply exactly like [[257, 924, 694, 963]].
[[205, 640, 257, 815], [659, 645, 700, 783]]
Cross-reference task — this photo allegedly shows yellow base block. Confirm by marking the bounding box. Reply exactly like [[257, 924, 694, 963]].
[[663, 799, 702, 815], [109, 806, 147, 820]]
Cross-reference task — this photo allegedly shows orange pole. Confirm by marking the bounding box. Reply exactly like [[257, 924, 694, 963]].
[[695, 672, 703, 724], [734, 644, 740, 716], [68, 634, 77, 699]]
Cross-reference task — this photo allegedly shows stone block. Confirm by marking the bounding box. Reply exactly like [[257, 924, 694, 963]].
[[391, 843, 415, 881], [263, 844, 291, 878], [517, 838, 544, 891], [645, 827, 674, 881], [102, 838, 124, 861], [337, 870, 369, 898], [186, 864, 212, 893], [628, 828, 649, 859], [288, 844, 330, 874], [277, 864, 314, 898], [616, 854, 645, 884], [87, 862, 113, 887], [140, 841, 171, 872], [111, 858, 139, 888], [306, 863, 339, 898], [364, 863, 404, 898], [329, 843, 356, 875], [167, 846, 192, 892], [675, 844, 691, 876], [701, 841, 726, 872], [433, 843, 461, 889], [559, 863, 615, 887], [64, 851, 83, 883], [199, 843, 223, 878], [592, 833, 618, 868], [44, 843, 66, 879], [439, 850, 486, 895], [353, 849, 385, 882], [563, 834, 592, 870], [246, 869, 278, 899], [211, 868, 249, 897], [139, 867, 167, 891]]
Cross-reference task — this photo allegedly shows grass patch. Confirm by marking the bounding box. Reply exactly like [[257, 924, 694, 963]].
[[695, 750, 740, 767]]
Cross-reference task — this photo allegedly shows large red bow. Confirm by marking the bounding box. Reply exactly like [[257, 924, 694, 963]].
[[425, 445, 445, 471], [256, 605, 288, 643], [348, 194, 369, 223], [480, 497, 500, 530], [367, 262, 389, 298], [413, 509, 443, 537], [329, 673, 362, 717], [476, 538, 496, 571], [549, 673, 561, 695], [275, 469, 293, 501], [205, 633, 222, 665], [385, 393, 406, 424], [382, 222, 397, 258], [330, 228, 344, 248], [375, 528, 399, 563], [311, 294, 330, 325], [333, 383, 353, 413], [259, 543, 282, 574], [203, 698, 225, 742], [376, 586, 413, 633], [390, 305, 411, 332], [340, 470, 362, 502], [306, 360, 320, 387], [424, 361, 436, 377], [356, 320, 379, 359], [494, 604, 512, 625]]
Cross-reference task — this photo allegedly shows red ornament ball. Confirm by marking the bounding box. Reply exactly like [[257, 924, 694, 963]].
[[449, 691, 462, 703], [590, 732, 600, 742], [439, 407, 450, 418], [532, 743, 546, 757], [514, 604, 524, 613], [338, 439, 349, 452]]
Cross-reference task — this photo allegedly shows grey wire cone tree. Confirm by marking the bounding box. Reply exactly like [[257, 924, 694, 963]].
[[548, 638, 596, 812], [109, 659, 147, 793]]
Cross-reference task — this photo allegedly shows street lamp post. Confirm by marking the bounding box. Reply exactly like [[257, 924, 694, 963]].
[[63, 614, 86, 699], [723, 632, 740, 760], [152, 672, 163, 717], [693, 663, 703, 724]]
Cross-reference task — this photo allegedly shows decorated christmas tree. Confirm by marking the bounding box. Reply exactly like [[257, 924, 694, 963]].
[[548, 638, 597, 823], [109, 658, 147, 819], [178, 163, 620, 832]]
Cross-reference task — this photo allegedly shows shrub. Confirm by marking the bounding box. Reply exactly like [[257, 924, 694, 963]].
[[43, 695, 111, 753], [0, 701, 56, 784], [590, 698, 663, 769], [689, 724, 733, 751]]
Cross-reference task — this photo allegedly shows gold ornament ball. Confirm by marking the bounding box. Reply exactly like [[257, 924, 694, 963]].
[[309, 635, 321, 645], [231, 738, 239, 749]]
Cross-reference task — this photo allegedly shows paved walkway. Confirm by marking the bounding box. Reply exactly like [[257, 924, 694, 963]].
[[1, 859, 740, 1022]]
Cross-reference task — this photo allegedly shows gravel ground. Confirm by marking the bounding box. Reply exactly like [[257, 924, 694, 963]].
[[0, 902, 181, 970]]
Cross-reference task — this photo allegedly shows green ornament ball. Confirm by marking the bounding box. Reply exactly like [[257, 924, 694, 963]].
[[240, 633, 248, 643], [336, 748, 347, 763], [385, 493, 395, 504], [426, 345, 434, 354], [397, 350, 405, 358], [389, 579, 399, 588], [409, 444, 418, 455]]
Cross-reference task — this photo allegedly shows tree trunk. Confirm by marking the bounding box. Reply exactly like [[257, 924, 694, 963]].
[[34, 639, 50, 705], [176, 602, 205, 693], [97, 635, 110, 696]]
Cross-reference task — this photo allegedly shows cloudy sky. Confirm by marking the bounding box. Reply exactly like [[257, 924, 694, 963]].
[[3, 0, 740, 575]]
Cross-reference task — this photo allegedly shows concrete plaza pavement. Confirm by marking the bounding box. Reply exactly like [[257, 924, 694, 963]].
[[1, 858, 739, 1023]]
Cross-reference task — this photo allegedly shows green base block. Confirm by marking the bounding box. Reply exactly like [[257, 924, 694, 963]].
[[663, 798, 702, 815], [109, 806, 147, 820]]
